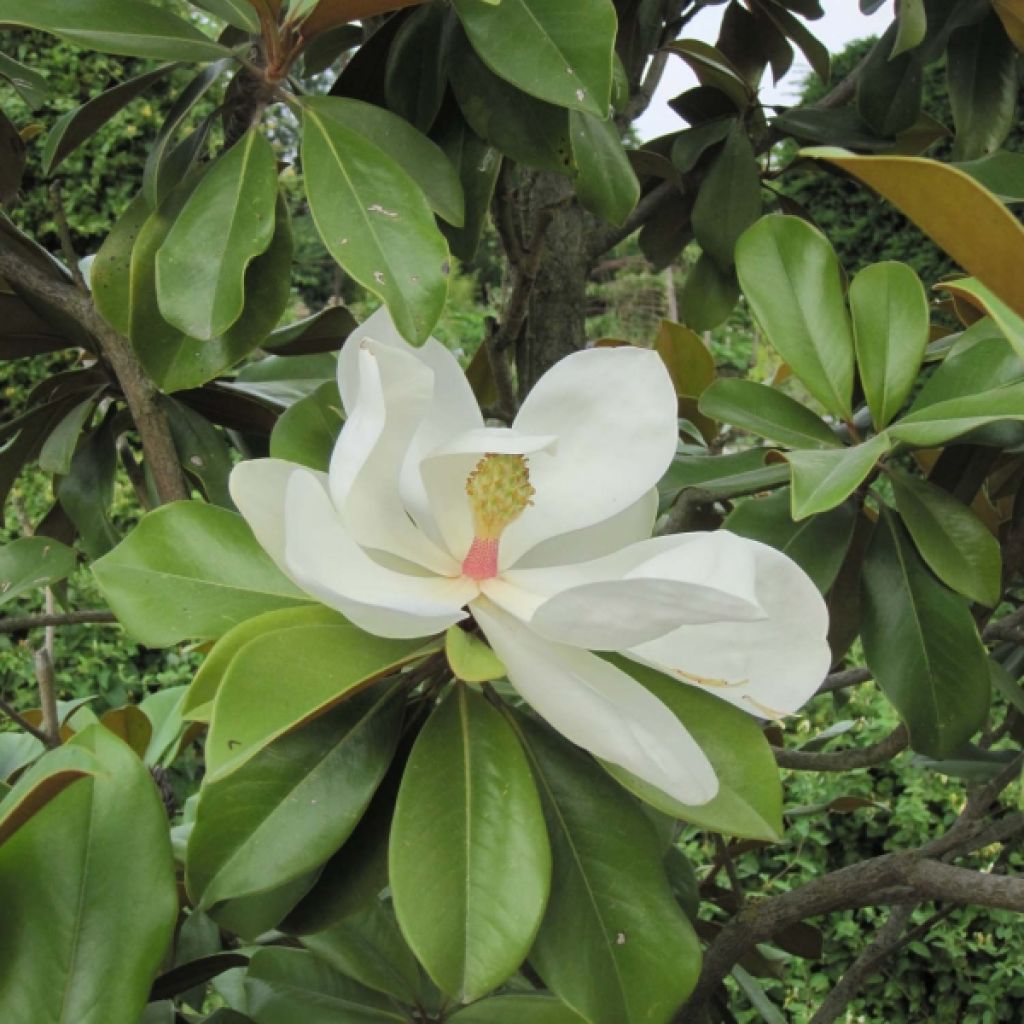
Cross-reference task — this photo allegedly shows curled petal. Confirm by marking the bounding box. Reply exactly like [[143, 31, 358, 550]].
[[230, 457, 316, 567], [629, 534, 831, 717], [284, 470, 476, 639], [472, 598, 719, 805], [499, 347, 679, 567]]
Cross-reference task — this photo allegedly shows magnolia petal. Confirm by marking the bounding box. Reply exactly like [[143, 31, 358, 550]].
[[284, 470, 476, 638], [420, 428, 558, 562], [330, 340, 457, 575], [471, 598, 719, 805], [338, 307, 483, 548], [499, 347, 678, 567], [630, 536, 831, 717], [510, 488, 659, 569], [230, 457, 317, 568]]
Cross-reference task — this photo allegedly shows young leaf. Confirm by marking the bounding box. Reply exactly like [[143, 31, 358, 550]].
[[390, 686, 550, 1002], [849, 261, 929, 429], [188, 685, 406, 908], [891, 472, 1002, 607], [92, 502, 308, 647], [788, 433, 890, 520], [157, 129, 279, 340], [452, 0, 616, 116], [890, 380, 1024, 447], [861, 509, 990, 757], [514, 712, 701, 1024], [736, 215, 855, 418], [301, 101, 450, 344]]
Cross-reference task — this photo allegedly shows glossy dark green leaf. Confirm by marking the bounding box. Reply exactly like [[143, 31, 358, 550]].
[[954, 150, 1024, 203], [269, 381, 343, 472], [301, 100, 450, 344], [699, 378, 841, 450], [691, 126, 762, 271], [301, 901, 422, 1004], [947, 12, 1018, 161], [244, 947, 408, 1024], [0, 536, 76, 610], [192, 0, 260, 31], [391, 685, 550, 1002], [451, 996, 587, 1024], [890, 381, 1024, 447], [449, 28, 574, 177], [514, 712, 701, 1024], [165, 397, 236, 507], [453, 0, 615, 116], [385, 2, 451, 132], [736, 215, 854, 417], [788, 434, 890, 520], [0, 51, 48, 109], [189, 684, 405, 908], [891, 472, 1002, 607], [37, 395, 98, 474], [570, 110, 640, 226], [758, 0, 829, 81], [157, 130, 279, 340], [600, 658, 784, 841], [0, 290, 71, 359], [0, 726, 177, 1024], [56, 420, 120, 557], [725, 487, 857, 593], [861, 509, 990, 757], [264, 306, 358, 356], [0, 107, 25, 204], [849, 261, 929, 430], [42, 64, 176, 174], [891, 0, 926, 55], [857, 21, 921, 135], [678, 251, 740, 330], [210, 872, 320, 942], [92, 501, 308, 647], [0, 0, 230, 61], [206, 622, 422, 779]]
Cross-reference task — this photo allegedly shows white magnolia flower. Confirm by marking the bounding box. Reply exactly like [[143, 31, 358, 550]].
[[230, 309, 831, 805]]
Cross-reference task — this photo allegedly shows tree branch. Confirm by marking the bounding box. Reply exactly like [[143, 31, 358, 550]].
[[588, 179, 680, 259], [0, 610, 117, 634], [0, 248, 188, 504], [0, 694, 50, 744], [772, 725, 908, 772]]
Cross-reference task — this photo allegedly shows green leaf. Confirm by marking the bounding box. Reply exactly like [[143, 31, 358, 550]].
[[270, 380, 344, 471], [857, 21, 921, 135], [0, 0, 230, 61], [0, 726, 177, 1024], [384, 2, 450, 132], [788, 433, 890, 520], [391, 686, 550, 1002], [698, 378, 841, 450], [92, 502, 308, 647], [42, 64, 176, 175], [57, 420, 120, 558], [692, 126, 762, 271], [206, 622, 423, 779], [303, 96, 464, 227], [861, 509, 990, 757], [445, 626, 506, 683], [264, 306, 358, 356], [191, 0, 260, 31], [451, 996, 587, 1023], [453, 0, 615, 116], [678, 251, 740, 331], [513, 712, 701, 1024], [666, 40, 752, 111], [954, 150, 1024, 203], [0, 51, 48, 109], [244, 947, 408, 1024], [188, 684, 405, 908], [947, 11, 1018, 161], [37, 395, 98, 474], [449, 28, 574, 177], [165, 398, 236, 507], [736, 216, 855, 418], [891, 472, 1002, 607], [891, 0, 926, 56], [300, 901, 422, 1004], [0, 536, 77, 609], [600, 658, 784, 841], [210, 872, 320, 942], [182, 605, 335, 722], [157, 130, 279, 340], [570, 110, 640, 226], [937, 276, 1024, 363], [301, 101, 450, 344], [849, 261, 929, 430], [890, 381, 1024, 447], [725, 488, 857, 593]]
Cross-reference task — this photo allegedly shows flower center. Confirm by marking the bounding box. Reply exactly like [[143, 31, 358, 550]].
[[461, 453, 535, 580]]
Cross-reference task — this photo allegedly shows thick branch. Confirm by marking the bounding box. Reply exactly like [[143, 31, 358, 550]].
[[0, 610, 117, 634], [0, 249, 188, 504], [588, 179, 679, 259], [772, 725, 908, 772]]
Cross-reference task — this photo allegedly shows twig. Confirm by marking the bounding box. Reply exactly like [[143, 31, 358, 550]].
[[0, 610, 117, 634], [33, 642, 60, 748], [0, 248, 189, 504], [984, 604, 1024, 644], [713, 835, 745, 907], [0, 695, 50, 744], [772, 725, 908, 772], [816, 666, 873, 695], [48, 182, 88, 293], [588, 179, 680, 259]]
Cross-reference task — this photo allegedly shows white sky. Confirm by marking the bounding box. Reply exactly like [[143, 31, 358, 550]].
[[636, 0, 894, 140]]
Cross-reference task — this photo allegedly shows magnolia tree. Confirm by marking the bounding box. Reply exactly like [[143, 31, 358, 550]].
[[1, 1, 1023, 1022]]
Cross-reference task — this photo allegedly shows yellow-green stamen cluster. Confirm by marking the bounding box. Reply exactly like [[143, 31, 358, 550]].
[[466, 453, 535, 540]]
